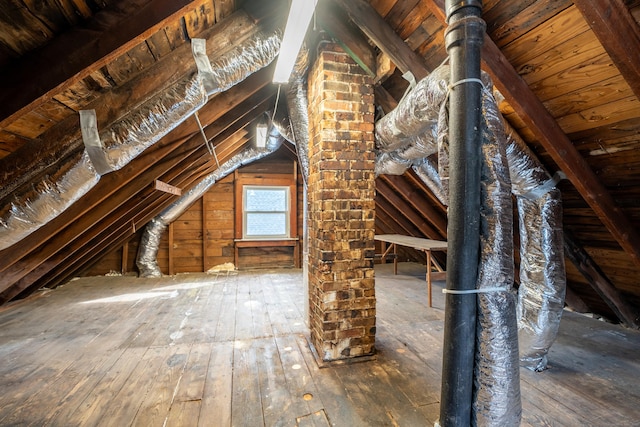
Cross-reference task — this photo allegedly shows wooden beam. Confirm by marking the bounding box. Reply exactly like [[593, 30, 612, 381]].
[[0, 82, 274, 296], [0, 9, 261, 201], [376, 179, 441, 240], [572, 0, 640, 101], [379, 174, 447, 238], [318, 0, 376, 77], [0, 0, 200, 126], [334, 0, 430, 80], [564, 232, 640, 329], [405, 169, 448, 214], [121, 242, 129, 274], [417, 0, 640, 266]]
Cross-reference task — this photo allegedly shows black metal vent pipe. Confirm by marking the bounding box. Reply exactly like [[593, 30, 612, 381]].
[[439, 1, 486, 426]]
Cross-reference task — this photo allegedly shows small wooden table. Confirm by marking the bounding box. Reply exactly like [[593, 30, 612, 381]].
[[375, 234, 447, 307]]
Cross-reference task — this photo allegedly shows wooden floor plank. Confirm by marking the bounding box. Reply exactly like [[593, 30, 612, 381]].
[[132, 343, 192, 426], [0, 265, 638, 426], [199, 341, 233, 427], [230, 338, 265, 426], [214, 274, 238, 342]]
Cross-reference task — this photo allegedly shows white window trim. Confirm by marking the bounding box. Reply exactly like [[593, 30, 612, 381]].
[[242, 185, 291, 240]]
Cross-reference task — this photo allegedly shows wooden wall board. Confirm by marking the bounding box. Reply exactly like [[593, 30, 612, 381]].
[[237, 246, 295, 269]]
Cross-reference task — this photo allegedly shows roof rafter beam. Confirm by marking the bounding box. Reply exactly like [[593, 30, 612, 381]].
[[0, 0, 199, 126], [572, 0, 640, 101], [338, 0, 640, 266]]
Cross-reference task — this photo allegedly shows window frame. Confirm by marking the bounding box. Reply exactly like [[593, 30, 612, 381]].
[[242, 185, 291, 240]]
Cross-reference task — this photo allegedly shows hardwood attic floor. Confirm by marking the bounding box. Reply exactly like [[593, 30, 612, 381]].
[[0, 263, 639, 426]]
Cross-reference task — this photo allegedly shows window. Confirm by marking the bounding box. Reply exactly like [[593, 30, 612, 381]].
[[243, 186, 290, 239]]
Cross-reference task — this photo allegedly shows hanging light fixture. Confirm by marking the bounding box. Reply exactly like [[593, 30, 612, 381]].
[[272, 0, 319, 83], [255, 122, 268, 148]]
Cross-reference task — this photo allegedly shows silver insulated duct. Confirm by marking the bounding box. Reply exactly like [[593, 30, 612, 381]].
[[374, 64, 521, 425], [0, 75, 207, 251], [505, 128, 566, 372], [0, 25, 281, 252], [137, 125, 285, 277], [472, 75, 520, 426]]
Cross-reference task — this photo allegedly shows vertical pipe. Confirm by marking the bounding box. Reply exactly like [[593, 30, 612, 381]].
[[439, 1, 485, 426]]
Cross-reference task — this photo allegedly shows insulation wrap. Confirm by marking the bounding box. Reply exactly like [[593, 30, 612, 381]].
[[193, 30, 282, 96], [94, 74, 207, 172], [471, 78, 521, 426], [374, 65, 449, 191], [375, 65, 449, 152], [0, 76, 207, 251], [0, 152, 100, 250], [136, 126, 284, 277], [505, 129, 566, 372], [412, 158, 447, 206], [285, 47, 311, 184]]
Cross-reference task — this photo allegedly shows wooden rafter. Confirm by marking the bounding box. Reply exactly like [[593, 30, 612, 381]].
[[572, 0, 640, 101], [0, 0, 200, 127], [337, 0, 640, 267], [376, 180, 441, 239], [564, 232, 640, 328], [0, 76, 275, 298]]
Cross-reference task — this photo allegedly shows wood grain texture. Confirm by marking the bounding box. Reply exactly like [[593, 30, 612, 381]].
[[5, 268, 633, 425]]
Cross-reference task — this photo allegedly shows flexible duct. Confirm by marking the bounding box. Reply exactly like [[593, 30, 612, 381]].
[[375, 57, 521, 424], [283, 46, 311, 323], [471, 75, 521, 426], [137, 125, 285, 277], [505, 130, 566, 372], [412, 157, 447, 206], [193, 29, 282, 96], [0, 27, 282, 252], [284, 46, 311, 184], [0, 75, 207, 251]]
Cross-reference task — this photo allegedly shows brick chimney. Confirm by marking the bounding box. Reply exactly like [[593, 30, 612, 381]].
[[307, 41, 376, 362]]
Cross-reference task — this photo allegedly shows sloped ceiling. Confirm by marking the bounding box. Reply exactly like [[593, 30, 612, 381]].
[[0, 0, 639, 327]]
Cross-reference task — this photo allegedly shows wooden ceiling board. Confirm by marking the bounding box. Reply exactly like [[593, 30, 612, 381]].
[[500, 6, 591, 67], [556, 96, 640, 135], [369, 0, 398, 18], [489, 0, 572, 47], [0, 0, 638, 324], [395, 0, 432, 41]]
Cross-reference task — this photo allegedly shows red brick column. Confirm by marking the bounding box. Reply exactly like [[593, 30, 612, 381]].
[[307, 41, 376, 362]]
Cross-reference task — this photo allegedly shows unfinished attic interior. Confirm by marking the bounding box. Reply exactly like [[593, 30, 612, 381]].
[[1, 0, 639, 424]]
